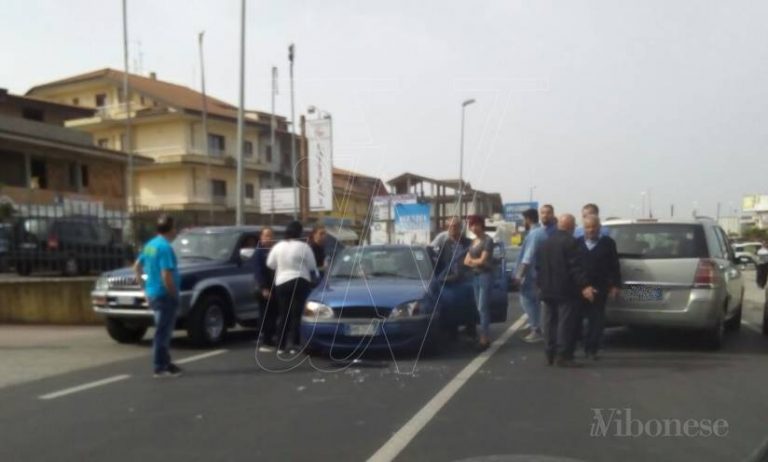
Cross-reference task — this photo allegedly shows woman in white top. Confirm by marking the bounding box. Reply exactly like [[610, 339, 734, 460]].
[[267, 221, 318, 354]]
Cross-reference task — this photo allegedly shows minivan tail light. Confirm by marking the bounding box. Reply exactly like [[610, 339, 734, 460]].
[[47, 234, 59, 250], [693, 259, 719, 288]]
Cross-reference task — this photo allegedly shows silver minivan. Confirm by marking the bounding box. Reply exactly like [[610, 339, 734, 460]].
[[603, 218, 744, 349]]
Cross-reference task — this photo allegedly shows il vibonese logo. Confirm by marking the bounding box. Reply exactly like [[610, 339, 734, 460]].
[[590, 408, 729, 438]]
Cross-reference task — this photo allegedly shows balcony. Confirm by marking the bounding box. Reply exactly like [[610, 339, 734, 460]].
[[134, 145, 272, 171]]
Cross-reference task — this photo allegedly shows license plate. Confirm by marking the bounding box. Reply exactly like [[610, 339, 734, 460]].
[[116, 296, 137, 306], [345, 321, 380, 337], [621, 285, 663, 302]]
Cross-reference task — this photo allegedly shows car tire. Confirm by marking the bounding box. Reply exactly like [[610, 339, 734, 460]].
[[704, 314, 725, 350], [187, 293, 229, 347], [105, 318, 148, 344], [16, 261, 31, 276], [762, 301, 768, 336], [62, 256, 79, 277]]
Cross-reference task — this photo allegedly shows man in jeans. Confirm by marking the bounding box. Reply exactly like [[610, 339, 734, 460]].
[[513, 205, 557, 343], [134, 214, 182, 378]]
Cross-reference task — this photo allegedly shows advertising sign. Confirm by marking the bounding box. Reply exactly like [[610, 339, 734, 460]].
[[742, 195, 768, 212], [369, 221, 389, 245], [307, 118, 334, 212], [503, 202, 539, 225], [259, 188, 297, 213], [393, 203, 431, 245]]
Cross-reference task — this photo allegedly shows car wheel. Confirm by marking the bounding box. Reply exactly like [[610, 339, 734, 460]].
[[762, 301, 768, 336], [105, 318, 148, 344], [704, 314, 725, 350], [187, 294, 229, 346], [62, 256, 79, 277], [16, 261, 31, 276]]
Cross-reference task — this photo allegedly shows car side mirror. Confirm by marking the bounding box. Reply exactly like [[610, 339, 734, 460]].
[[239, 248, 255, 261]]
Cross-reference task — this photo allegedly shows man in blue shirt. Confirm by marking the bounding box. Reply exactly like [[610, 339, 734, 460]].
[[513, 204, 557, 343], [134, 214, 181, 378], [574, 203, 610, 239]]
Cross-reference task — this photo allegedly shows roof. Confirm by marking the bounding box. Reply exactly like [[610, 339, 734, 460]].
[[603, 218, 715, 226], [0, 90, 95, 117], [387, 172, 473, 191], [26, 68, 284, 126]]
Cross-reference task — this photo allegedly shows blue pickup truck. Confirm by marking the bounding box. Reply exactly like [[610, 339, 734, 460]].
[[91, 225, 343, 346]]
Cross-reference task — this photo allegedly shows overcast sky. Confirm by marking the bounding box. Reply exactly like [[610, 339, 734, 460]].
[[2, 0, 765, 218]]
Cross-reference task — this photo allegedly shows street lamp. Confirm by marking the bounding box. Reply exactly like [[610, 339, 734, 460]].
[[529, 185, 536, 203], [458, 98, 475, 216], [640, 192, 647, 218]]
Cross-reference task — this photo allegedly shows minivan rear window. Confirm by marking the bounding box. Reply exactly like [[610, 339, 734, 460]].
[[605, 224, 708, 259]]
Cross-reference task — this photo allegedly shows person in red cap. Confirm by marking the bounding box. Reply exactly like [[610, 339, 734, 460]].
[[464, 215, 494, 350]]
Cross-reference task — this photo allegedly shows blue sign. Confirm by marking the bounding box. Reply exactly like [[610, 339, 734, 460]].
[[394, 203, 432, 244], [503, 202, 539, 224]]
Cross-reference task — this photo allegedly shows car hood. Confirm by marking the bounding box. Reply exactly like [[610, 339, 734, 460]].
[[101, 258, 227, 278], [310, 277, 429, 308]]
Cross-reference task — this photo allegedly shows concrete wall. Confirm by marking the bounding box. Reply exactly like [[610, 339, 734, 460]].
[[0, 277, 100, 325]]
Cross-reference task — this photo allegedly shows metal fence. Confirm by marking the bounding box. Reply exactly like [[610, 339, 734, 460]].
[[0, 202, 226, 277]]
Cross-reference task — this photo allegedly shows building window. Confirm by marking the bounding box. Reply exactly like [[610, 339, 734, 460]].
[[68, 162, 79, 190], [243, 140, 254, 158], [95, 93, 107, 107], [266, 145, 273, 164], [97, 138, 109, 148], [207, 134, 226, 157], [140, 95, 146, 106], [72, 97, 80, 106], [30, 159, 48, 189], [81, 165, 89, 188], [22, 108, 44, 122], [211, 179, 227, 198], [245, 183, 255, 199]]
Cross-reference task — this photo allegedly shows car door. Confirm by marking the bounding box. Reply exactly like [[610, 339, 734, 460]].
[[226, 232, 261, 321], [488, 242, 509, 323], [713, 226, 742, 314]]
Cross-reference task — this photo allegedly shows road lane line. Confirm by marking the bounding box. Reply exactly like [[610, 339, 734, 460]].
[[742, 320, 762, 334], [39, 374, 131, 401], [175, 349, 228, 365], [367, 314, 528, 462]]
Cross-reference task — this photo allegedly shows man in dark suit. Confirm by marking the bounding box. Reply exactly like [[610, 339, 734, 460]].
[[536, 214, 595, 367], [576, 215, 622, 360]]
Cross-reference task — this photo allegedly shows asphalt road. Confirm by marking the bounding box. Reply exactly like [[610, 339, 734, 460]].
[[2, 277, 767, 462]]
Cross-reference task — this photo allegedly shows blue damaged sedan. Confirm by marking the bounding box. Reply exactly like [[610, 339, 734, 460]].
[[300, 244, 508, 354]]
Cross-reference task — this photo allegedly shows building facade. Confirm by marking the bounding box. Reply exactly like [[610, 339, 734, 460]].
[[0, 89, 149, 213], [26, 69, 296, 222], [311, 167, 389, 236]]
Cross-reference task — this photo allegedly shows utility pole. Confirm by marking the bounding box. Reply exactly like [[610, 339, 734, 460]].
[[269, 66, 278, 225], [121, 0, 134, 215], [289, 43, 298, 220], [670, 204, 674, 218], [458, 98, 475, 218], [198, 31, 213, 224], [234, 0, 246, 226]]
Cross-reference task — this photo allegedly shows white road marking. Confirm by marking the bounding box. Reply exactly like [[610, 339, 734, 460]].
[[175, 349, 228, 365], [742, 320, 762, 334], [367, 314, 528, 462], [39, 374, 131, 401]]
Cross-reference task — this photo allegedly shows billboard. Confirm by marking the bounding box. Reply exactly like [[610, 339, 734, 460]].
[[503, 202, 539, 225], [259, 188, 297, 213], [742, 195, 768, 213], [393, 203, 431, 245], [307, 118, 334, 212]]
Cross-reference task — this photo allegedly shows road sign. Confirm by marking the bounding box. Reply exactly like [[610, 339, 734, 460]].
[[503, 202, 538, 225]]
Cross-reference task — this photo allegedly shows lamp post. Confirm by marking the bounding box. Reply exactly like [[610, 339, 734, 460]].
[[234, 0, 246, 226], [198, 31, 213, 223], [269, 66, 278, 225], [458, 98, 475, 217], [529, 185, 536, 203], [288, 43, 298, 220]]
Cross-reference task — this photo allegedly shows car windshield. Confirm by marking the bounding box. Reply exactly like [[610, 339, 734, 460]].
[[330, 247, 433, 280], [606, 224, 708, 259], [173, 231, 240, 260]]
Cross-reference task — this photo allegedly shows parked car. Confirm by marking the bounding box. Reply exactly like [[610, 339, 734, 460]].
[[733, 242, 762, 267], [0, 224, 11, 272], [92, 225, 273, 346], [504, 246, 521, 291], [603, 218, 744, 349], [300, 244, 508, 354], [9, 216, 134, 276]]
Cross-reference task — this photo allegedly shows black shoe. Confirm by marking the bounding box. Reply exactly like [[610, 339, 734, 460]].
[[154, 364, 183, 378]]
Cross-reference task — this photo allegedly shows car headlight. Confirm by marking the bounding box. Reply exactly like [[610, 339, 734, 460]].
[[303, 301, 335, 320], [94, 276, 109, 291], [389, 300, 422, 318]]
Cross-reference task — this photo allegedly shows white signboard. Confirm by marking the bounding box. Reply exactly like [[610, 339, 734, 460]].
[[369, 221, 389, 244], [259, 188, 297, 213], [307, 118, 334, 212], [743, 195, 768, 213]]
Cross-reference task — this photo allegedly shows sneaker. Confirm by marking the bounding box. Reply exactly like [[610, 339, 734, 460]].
[[288, 348, 299, 355], [153, 364, 182, 378], [277, 349, 286, 355], [555, 358, 584, 368], [259, 344, 276, 353], [522, 330, 544, 343]]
